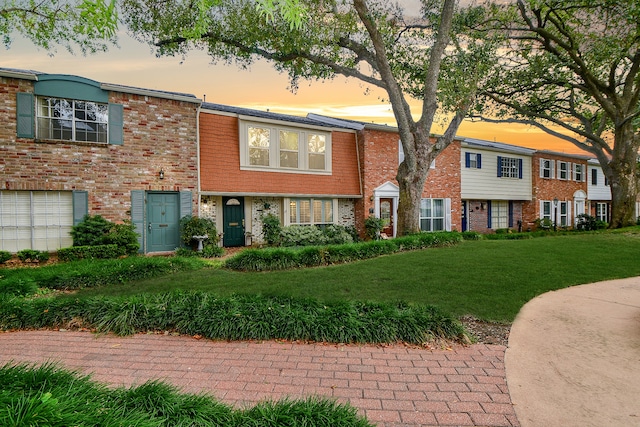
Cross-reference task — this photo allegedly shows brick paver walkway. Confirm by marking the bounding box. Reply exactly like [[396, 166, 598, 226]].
[[0, 330, 519, 426]]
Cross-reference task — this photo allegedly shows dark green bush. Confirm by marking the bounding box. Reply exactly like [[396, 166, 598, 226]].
[[0, 257, 208, 291], [0, 279, 38, 297], [175, 246, 224, 258], [0, 291, 465, 344], [461, 231, 482, 240], [364, 216, 384, 240], [16, 249, 49, 263], [484, 232, 534, 240], [57, 245, 125, 262], [225, 232, 462, 272], [261, 213, 281, 246], [70, 215, 139, 255], [575, 214, 598, 231], [179, 216, 219, 249], [0, 251, 12, 264], [280, 224, 354, 247]]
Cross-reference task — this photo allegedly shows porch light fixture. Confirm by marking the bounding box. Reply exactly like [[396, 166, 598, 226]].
[[159, 168, 165, 180]]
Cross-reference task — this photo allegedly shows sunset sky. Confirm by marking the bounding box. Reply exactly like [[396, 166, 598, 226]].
[[3, 29, 589, 156]]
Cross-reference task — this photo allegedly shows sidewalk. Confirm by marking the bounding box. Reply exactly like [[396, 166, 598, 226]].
[[0, 331, 519, 427], [505, 277, 640, 427]]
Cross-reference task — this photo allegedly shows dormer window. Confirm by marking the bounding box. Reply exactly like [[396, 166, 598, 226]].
[[37, 97, 108, 143]]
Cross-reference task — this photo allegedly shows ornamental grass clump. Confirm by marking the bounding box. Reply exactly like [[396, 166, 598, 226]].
[[0, 292, 466, 344], [1, 363, 372, 426]]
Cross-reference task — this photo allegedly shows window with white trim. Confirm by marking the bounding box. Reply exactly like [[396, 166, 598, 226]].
[[558, 201, 569, 226], [491, 201, 509, 229], [596, 203, 608, 222], [573, 163, 584, 182], [465, 152, 481, 169], [541, 201, 552, 222], [37, 97, 108, 143], [289, 198, 334, 225], [420, 198, 445, 231], [557, 161, 570, 180], [241, 121, 331, 173], [540, 158, 554, 178]]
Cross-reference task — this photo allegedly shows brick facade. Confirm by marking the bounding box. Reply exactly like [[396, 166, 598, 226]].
[[523, 152, 588, 227], [1, 74, 199, 223], [355, 127, 461, 235], [199, 111, 360, 196]]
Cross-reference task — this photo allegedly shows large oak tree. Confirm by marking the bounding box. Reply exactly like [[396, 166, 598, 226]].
[[478, 0, 640, 228], [122, 0, 494, 235]]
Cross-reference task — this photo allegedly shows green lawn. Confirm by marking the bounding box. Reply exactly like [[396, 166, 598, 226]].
[[76, 230, 640, 322]]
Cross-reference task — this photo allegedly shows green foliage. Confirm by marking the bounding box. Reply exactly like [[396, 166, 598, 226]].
[[1, 0, 118, 53], [70, 215, 139, 255], [16, 249, 49, 263], [70, 215, 113, 246], [0, 251, 12, 264], [364, 216, 385, 240], [225, 232, 462, 271], [179, 215, 219, 249], [0, 257, 207, 292], [0, 279, 38, 297], [57, 244, 125, 262], [279, 224, 353, 247], [175, 246, 224, 259], [461, 231, 482, 240], [575, 214, 597, 231], [0, 292, 465, 343], [261, 213, 281, 246], [0, 363, 373, 427]]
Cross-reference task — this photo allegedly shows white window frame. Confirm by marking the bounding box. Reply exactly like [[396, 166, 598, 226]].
[[558, 201, 570, 226], [285, 198, 337, 226], [596, 203, 608, 222], [541, 201, 552, 222], [240, 120, 332, 174], [573, 163, 585, 182], [557, 161, 570, 180], [540, 158, 554, 179], [420, 198, 451, 232], [36, 96, 108, 143], [491, 200, 509, 229], [468, 153, 480, 169]]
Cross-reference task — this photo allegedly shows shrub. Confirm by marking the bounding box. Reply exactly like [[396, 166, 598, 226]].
[[57, 245, 125, 262], [261, 213, 281, 246], [16, 249, 49, 263], [364, 216, 384, 240], [320, 224, 354, 245], [0, 251, 12, 264], [280, 225, 325, 247], [0, 279, 38, 297], [71, 215, 113, 246], [70, 215, 139, 255], [461, 231, 482, 240], [176, 246, 225, 258], [575, 214, 598, 231], [179, 216, 219, 249]]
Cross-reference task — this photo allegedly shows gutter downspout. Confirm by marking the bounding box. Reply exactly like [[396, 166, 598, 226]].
[[196, 104, 202, 216]]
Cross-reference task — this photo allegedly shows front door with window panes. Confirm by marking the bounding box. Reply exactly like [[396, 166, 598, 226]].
[[380, 198, 394, 236], [223, 197, 245, 247]]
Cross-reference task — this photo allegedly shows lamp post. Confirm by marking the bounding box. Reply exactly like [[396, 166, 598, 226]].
[[553, 198, 559, 232]]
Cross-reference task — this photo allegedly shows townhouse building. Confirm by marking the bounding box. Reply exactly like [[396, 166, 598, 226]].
[[0, 68, 201, 253], [587, 159, 612, 223], [524, 151, 590, 228], [460, 139, 534, 232], [198, 104, 362, 246]]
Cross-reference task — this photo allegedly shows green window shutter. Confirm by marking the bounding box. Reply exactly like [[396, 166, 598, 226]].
[[180, 191, 193, 219], [17, 93, 35, 138], [72, 191, 88, 226], [131, 190, 145, 253], [108, 103, 124, 145]]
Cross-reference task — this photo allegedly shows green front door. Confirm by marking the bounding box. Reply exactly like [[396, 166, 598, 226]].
[[147, 192, 180, 252], [223, 197, 245, 247]]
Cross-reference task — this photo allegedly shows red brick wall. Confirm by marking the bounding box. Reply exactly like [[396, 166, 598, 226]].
[[355, 127, 461, 233], [199, 112, 361, 197], [523, 153, 587, 224], [0, 76, 199, 222]]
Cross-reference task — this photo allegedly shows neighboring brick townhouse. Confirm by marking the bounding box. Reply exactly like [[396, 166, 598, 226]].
[[523, 151, 590, 229], [198, 104, 362, 246], [0, 68, 201, 253]]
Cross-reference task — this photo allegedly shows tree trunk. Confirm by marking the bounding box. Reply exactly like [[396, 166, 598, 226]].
[[607, 125, 639, 228], [395, 138, 436, 236]]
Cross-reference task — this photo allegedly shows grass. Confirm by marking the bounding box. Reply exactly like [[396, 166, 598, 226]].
[[74, 229, 640, 322], [0, 362, 373, 426]]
